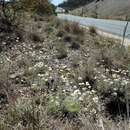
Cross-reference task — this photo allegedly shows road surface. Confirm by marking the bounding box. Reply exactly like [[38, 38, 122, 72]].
[[58, 14, 130, 39]]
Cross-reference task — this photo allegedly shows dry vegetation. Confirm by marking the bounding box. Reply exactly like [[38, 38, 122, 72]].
[[0, 11, 130, 130]]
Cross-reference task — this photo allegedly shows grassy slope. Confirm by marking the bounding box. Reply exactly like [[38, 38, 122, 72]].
[[70, 0, 130, 20], [0, 15, 130, 129]]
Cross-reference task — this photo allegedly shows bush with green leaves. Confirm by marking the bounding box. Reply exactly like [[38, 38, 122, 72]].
[[63, 97, 80, 114], [89, 26, 97, 35], [1, 0, 55, 25], [0, 96, 49, 130], [47, 95, 62, 114], [19, 0, 54, 15], [56, 42, 68, 59], [47, 95, 80, 115]]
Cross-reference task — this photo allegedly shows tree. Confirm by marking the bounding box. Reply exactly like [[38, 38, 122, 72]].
[[18, 0, 54, 15], [0, 0, 55, 25]]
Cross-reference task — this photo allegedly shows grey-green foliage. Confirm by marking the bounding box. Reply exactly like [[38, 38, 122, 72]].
[[56, 42, 67, 59], [63, 97, 80, 113], [1, 97, 48, 130], [47, 95, 62, 114], [47, 95, 80, 114]]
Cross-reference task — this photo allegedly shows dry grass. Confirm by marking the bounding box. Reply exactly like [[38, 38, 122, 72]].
[[0, 16, 130, 130], [62, 21, 85, 35]]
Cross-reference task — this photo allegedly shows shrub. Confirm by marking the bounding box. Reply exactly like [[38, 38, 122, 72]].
[[2, 96, 49, 129], [89, 26, 97, 35], [70, 42, 80, 50], [63, 97, 80, 114], [63, 22, 84, 35], [97, 79, 130, 119], [71, 22, 84, 35], [56, 30, 64, 37], [47, 96, 61, 114], [19, 0, 54, 15], [47, 95, 80, 115], [56, 42, 67, 59], [79, 64, 96, 87], [50, 17, 62, 28], [29, 33, 43, 42], [36, 0, 54, 15], [63, 34, 83, 49], [64, 35, 72, 42]]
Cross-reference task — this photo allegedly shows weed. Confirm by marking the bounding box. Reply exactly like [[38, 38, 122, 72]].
[[47, 94, 80, 117], [71, 22, 84, 35], [2, 96, 49, 130], [56, 30, 64, 37], [79, 64, 96, 87], [70, 42, 80, 50], [64, 35, 72, 42], [56, 42, 67, 59], [63, 97, 80, 114], [89, 26, 97, 35], [29, 33, 43, 42], [63, 22, 84, 35], [47, 95, 61, 114]]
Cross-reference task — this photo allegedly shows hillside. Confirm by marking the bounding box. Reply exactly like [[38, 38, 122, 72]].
[[1, 13, 130, 129], [1, 1, 130, 129], [70, 0, 130, 20]]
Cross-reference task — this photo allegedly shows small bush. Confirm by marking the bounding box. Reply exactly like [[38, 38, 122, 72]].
[[29, 33, 43, 42], [63, 22, 84, 35], [79, 65, 96, 87], [71, 22, 84, 35], [47, 96, 61, 114], [89, 26, 97, 35], [56, 30, 64, 37], [2, 96, 49, 129], [56, 42, 67, 59], [64, 35, 72, 42], [70, 42, 80, 50], [63, 97, 80, 114], [50, 17, 62, 28], [63, 34, 82, 49], [63, 22, 71, 32], [45, 26, 54, 34], [19, 0, 54, 15], [97, 79, 130, 119], [47, 95, 80, 116]]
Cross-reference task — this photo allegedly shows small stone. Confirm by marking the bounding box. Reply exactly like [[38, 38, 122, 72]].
[[112, 74, 117, 78], [93, 97, 99, 103], [2, 42, 6, 45], [86, 82, 90, 86], [73, 85, 77, 89], [79, 96, 84, 101], [78, 77, 83, 81], [48, 67, 52, 71], [88, 85, 92, 89], [79, 82, 84, 86], [82, 87, 87, 91], [112, 92, 117, 96]]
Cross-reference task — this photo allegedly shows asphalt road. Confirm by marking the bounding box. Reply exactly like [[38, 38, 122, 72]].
[[58, 14, 130, 39]]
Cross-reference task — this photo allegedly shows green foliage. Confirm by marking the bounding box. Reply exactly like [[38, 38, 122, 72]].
[[1, 96, 49, 130], [47, 95, 80, 115], [47, 96, 61, 114], [19, 0, 54, 15], [56, 42, 68, 59], [1, 1, 24, 24], [63, 97, 80, 113], [1, 0, 55, 25]]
